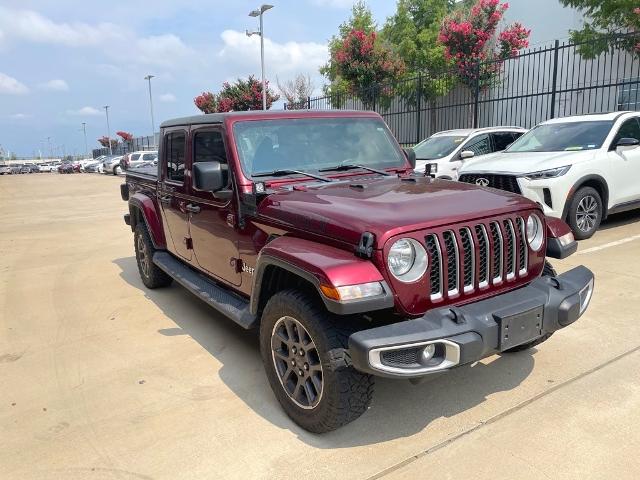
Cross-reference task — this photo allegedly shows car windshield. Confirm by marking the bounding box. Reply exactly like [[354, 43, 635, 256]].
[[506, 121, 613, 152], [413, 135, 467, 159], [233, 117, 406, 177]]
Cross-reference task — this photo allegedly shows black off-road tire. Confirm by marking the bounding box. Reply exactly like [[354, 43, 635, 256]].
[[134, 222, 172, 289], [567, 186, 602, 240], [260, 289, 374, 433], [503, 261, 557, 352]]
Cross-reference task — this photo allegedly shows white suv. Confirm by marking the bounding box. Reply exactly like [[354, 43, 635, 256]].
[[458, 112, 640, 239], [413, 126, 526, 179]]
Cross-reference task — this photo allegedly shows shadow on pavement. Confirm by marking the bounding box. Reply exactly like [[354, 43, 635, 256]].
[[114, 256, 536, 447], [598, 209, 640, 231]]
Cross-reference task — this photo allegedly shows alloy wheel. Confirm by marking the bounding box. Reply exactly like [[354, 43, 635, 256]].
[[576, 195, 598, 233], [271, 316, 323, 409], [137, 233, 150, 278]]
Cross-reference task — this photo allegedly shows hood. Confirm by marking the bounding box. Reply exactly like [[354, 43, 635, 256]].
[[257, 176, 537, 247], [461, 149, 597, 175]]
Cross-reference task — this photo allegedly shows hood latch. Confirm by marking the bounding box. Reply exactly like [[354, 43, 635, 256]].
[[355, 232, 375, 259]]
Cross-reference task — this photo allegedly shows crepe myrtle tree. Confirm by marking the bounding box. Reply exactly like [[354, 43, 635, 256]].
[[97, 136, 118, 150], [330, 29, 405, 109], [438, 0, 530, 90], [194, 76, 279, 114]]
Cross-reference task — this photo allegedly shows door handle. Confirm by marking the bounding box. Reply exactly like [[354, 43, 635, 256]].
[[185, 203, 201, 214], [159, 195, 171, 204]]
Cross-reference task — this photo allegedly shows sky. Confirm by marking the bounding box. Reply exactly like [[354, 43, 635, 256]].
[[0, 0, 397, 157]]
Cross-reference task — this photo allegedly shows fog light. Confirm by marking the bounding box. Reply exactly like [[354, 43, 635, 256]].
[[421, 344, 436, 362], [579, 278, 594, 314]]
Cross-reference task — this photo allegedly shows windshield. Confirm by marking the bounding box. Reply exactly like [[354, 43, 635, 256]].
[[413, 135, 467, 159], [233, 117, 406, 177], [507, 121, 612, 152]]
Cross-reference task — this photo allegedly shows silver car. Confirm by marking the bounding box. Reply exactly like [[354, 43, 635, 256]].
[[102, 156, 124, 175]]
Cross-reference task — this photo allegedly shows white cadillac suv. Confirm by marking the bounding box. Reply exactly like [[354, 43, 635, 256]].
[[458, 112, 640, 239], [413, 126, 526, 180]]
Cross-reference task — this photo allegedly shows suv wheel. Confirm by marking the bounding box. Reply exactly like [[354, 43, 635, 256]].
[[134, 222, 172, 289], [567, 187, 602, 240], [260, 290, 374, 433], [503, 261, 557, 352]]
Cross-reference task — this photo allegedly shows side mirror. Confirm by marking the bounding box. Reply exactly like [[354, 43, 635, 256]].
[[615, 137, 640, 151], [403, 148, 417, 169], [193, 161, 227, 192], [459, 150, 475, 160]]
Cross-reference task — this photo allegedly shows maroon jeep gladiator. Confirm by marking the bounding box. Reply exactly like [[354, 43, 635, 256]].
[[122, 110, 594, 433]]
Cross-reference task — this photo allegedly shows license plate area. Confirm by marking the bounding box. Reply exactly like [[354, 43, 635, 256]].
[[496, 305, 544, 350]]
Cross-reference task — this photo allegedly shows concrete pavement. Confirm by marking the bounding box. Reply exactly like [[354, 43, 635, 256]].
[[1, 173, 639, 479]]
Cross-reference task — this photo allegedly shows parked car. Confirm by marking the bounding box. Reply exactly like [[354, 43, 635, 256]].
[[413, 126, 526, 179], [10, 165, 23, 174], [122, 110, 593, 433], [20, 165, 31, 174], [102, 155, 124, 175], [458, 112, 640, 239], [83, 157, 106, 173], [27, 164, 40, 173], [58, 162, 80, 174], [121, 151, 157, 171], [38, 163, 55, 173], [0, 164, 11, 175]]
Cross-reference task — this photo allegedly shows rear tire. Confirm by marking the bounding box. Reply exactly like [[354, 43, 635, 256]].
[[260, 290, 374, 433], [503, 261, 556, 352], [567, 186, 602, 240], [134, 222, 172, 289]]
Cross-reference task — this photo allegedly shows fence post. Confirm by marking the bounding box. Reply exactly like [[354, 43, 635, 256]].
[[307, 96, 311, 110], [550, 39, 560, 118], [416, 73, 423, 145], [473, 62, 480, 128]]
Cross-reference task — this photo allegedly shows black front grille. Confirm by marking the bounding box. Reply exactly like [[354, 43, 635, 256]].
[[381, 347, 420, 367], [460, 228, 474, 289], [443, 231, 458, 293], [489, 222, 502, 280], [459, 174, 522, 194], [425, 234, 441, 296], [475, 225, 489, 285]]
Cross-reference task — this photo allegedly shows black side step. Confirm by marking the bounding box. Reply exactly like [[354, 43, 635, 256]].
[[153, 252, 258, 329]]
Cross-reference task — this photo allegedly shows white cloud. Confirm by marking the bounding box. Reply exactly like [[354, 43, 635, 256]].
[[39, 79, 69, 91], [159, 93, 176, 102], [218, 30, 328, 85], [10, 113, 30, 119], [67, 106, 101, 116], [135, 34, 195, 67], [0, 72, 29, 94], [0, 7, 124, 47]]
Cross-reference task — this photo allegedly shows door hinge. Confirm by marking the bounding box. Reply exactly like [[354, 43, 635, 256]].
[[184, 237, 193, 250]]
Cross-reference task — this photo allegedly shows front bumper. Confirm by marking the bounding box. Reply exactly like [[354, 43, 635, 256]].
[[349, 265, 594, 378]]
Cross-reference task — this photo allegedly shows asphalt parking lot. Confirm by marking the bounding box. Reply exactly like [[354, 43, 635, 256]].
[[1, 173, 640, 480]]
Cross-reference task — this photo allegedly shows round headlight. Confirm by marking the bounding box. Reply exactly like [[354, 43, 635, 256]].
[[526, 214, 544, 251], [387, 238, 428, 282]]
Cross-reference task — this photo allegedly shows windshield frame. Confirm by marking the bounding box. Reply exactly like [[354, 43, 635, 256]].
[[505, 120, 613, 153], [230, 116, 408, 181]]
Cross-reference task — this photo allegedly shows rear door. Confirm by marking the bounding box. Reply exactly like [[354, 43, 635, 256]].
[[490, 131, 518, 153], [158, 128, 192, 260], [187, 127, 241, 286], [461, 133, 491, 157]]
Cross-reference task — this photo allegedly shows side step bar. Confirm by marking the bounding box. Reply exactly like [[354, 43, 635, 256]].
[[153, 252, 258, 329]]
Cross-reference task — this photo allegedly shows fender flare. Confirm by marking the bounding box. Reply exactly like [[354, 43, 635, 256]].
[[561, 174, 610, 221], [250, 236, 393, 316], [128, 193, 166, 249], [545, 216, 577, 259]]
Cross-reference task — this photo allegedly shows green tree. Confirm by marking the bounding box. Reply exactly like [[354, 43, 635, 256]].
[[320, 1, 379, 101], [559, 0, 640, 57]]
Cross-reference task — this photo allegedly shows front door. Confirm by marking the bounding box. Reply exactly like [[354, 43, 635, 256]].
[[188, 128, 241, 286], [607, 117, 640, 206], [159, 128, 192, 260]]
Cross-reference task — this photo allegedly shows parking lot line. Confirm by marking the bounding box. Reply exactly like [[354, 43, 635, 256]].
[[577, 233, 640, 255]]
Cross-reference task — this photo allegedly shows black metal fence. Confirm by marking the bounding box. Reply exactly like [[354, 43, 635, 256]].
[[92, 134, 157, 158], [290, 32, 640, 145]]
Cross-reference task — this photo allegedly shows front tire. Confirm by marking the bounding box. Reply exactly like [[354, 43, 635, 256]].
[[134, 222, 172, 289], [503, 261, 557, 352], [260, 290, 374, 433], [567, 186, 602, 240]]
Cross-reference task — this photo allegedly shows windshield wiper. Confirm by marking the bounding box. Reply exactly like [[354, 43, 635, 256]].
[[318, 164, 392, 176], [252, 169, 333, 182]]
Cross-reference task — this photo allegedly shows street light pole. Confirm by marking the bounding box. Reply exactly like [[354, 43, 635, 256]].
[[248, 4, 274, 111], [103, 106, 112, 155], [47, 136, 52, 159], [81, 122, 88, 158], [144, 75, 156, 147]]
